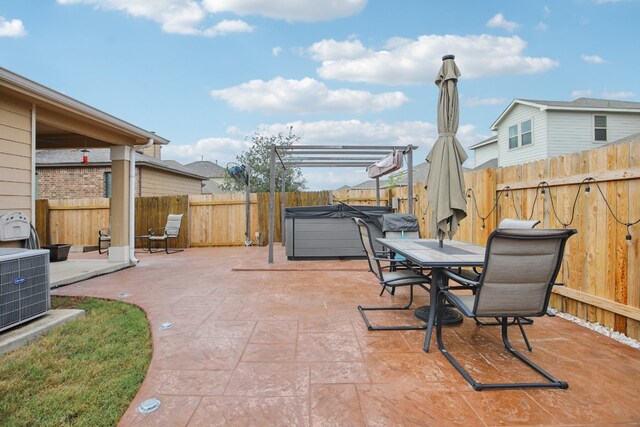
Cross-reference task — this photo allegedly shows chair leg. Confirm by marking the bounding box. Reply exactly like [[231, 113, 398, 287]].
[[164, 237, 183, 254], [358, 285, 427, 331], [437, 299, 568, 391]]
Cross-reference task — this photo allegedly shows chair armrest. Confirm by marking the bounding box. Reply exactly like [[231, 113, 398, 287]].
[[148, 227, 166, 236], [442, 268, 479, 288], [98, 228, 110, 237]]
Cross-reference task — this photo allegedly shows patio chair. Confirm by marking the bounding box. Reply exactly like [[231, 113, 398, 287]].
[[148, 214, 184, 254], [436, 228, 577, 390], [98, 226, 110, 254], [474, 217, 542, 328], [353, 217, 431, 331]]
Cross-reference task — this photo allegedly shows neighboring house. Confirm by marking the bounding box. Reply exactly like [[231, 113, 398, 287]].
[[0, 66, 169, 263], [474, 98, 640, 168], [184, 160, 229, 194], [468, 135, 498, 168], [36, 149, 207, 199]]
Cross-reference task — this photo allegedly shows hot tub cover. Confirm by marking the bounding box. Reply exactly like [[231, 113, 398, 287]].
[[284, 204, 391, 220], [381, 213, 419, 233]]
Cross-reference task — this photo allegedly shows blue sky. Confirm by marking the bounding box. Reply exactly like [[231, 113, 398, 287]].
[[1, 0, 638, 189]]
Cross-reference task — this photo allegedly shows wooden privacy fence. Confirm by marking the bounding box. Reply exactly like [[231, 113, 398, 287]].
[[135, 195, 190, 249], [37, 197, 110, 247], [189, 193, 258, 247], [256, 191, 331, 246], [36, 191, 331, 249]]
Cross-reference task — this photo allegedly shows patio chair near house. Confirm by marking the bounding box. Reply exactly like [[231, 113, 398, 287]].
[[436, 227, 577, 390], [353, 217, 431, 331], [148, 214, 184, 254], [98, 226, 110, 254]]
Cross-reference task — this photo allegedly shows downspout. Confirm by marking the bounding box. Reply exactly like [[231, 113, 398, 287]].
[[129, 139, 154, 264]]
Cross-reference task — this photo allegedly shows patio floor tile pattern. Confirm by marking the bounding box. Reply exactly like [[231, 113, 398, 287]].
[[52, 247, 640, 426]]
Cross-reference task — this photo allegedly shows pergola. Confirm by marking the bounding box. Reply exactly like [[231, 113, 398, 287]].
[[268, 144, 418, 263]]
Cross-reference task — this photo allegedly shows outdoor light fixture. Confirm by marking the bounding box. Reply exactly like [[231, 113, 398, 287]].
[[467, 176, 638, 246], [81, 149, 89, 164]]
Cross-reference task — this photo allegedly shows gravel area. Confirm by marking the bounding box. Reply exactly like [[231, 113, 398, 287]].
[[549, 308, 640, 349]]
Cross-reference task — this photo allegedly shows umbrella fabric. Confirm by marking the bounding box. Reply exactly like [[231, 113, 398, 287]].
[[425, 56, 468, 241]]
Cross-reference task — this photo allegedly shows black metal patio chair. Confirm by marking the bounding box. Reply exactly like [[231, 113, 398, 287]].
[[436, 227, 577, 390], [353, 217, 431, 331]]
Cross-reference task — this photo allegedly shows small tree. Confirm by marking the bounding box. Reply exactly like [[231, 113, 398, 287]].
[[221, 126, 307, 193]]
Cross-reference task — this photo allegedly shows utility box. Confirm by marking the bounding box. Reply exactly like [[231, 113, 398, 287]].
[[0, 212, 30, 242]]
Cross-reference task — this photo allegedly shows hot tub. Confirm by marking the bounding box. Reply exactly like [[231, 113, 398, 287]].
[[284, 204, 391, 260]]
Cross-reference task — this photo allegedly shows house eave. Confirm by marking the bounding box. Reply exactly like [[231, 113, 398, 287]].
[[0, 67, 170, 145]]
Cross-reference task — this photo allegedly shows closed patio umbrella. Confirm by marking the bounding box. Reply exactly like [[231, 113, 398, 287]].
[[425, 54, 467, 246]]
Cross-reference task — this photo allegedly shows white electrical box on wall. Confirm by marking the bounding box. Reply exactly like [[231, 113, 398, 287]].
[[0, 212, 30, 242], [391, 197, 399, 210]]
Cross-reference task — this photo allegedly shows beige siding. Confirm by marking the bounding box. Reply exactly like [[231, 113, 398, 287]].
[[0, 95, 32, 227], [498, 104, 547, 167], [139, 166, 203, 196]]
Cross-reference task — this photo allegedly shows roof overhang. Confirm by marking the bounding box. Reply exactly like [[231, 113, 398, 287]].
[[469, 136, 498, 150], [0, 67, 170, 148], [491, 98, 640, 131]]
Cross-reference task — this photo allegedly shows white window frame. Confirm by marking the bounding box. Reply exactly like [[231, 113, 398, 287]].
[[508, 124, 519, 149], [593, 115, 607, 143], [520, 119, 532, 146], [507, 119, 533, 150]]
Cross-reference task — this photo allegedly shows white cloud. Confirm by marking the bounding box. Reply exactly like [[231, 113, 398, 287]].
[[211, 77, 408, 114], [581, 54, 606, 64], [202, 0, 367, 22], [0, 16, 27, 37], [464, 97, 506, 107], [272, 46, 282, 56], [308, 38, 367, 61], [202, 19, 253, 36], [571, 89, 592, 98], [543, 6, 551, 16], [57, 0, 252, 36], [602, 91, 636, 99], [162, 136, 251, 165], [310, 35, 559, 85], [535, 22, 549, 31], [486, 13, 519, 32]]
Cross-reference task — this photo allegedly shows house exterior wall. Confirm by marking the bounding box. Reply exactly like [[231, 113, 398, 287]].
[[473, 142, 498, 167], [497, 104, 548, 167], [547, 111, 640, 158], [36, 166, 141, 199], [139, 166, 202, 196], [0, 94, 33, 231]]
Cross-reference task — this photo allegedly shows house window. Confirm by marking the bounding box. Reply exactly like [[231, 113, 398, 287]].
[[521, 120, 532, 146], [104, 172, 112, 198], [594, 115, 607, 142], [508, 125, 518, 149]]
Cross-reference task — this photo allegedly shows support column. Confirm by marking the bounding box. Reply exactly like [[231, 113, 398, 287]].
[[268, 145, 276, 263], [109, 146, 131, 263], [407, 145, 414, 214], [281, 168, 286, 247]]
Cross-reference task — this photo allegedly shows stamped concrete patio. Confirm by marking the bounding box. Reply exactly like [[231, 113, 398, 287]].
[[52, 247, 640, 426]]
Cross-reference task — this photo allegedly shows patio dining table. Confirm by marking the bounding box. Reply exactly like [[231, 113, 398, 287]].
[[376, 238, 485, 352]]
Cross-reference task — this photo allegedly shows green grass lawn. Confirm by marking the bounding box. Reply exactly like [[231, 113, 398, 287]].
[[0, 297, 152, 427]]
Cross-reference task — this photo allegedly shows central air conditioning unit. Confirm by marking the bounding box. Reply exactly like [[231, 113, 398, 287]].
[[0, 248, 51, 332]]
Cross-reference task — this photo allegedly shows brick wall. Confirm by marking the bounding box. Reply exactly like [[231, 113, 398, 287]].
[[37, 166, 142, 199]]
